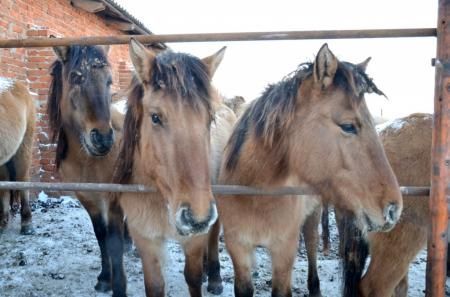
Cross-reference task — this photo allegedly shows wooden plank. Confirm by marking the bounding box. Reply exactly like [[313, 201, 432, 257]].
[[71, 0, 105, 13], [105, 18, 136, 31], [426, 0, 450, 296], [0, 28, 436, 48]]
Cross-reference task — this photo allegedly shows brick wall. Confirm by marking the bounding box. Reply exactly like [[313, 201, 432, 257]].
[[0, 0, 134, 186]]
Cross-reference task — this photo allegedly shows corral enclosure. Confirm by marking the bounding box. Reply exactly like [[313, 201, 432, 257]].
[[0, 0, 446, 296]]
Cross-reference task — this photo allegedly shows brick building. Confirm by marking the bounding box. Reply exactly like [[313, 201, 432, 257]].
[[0, 0, 163, 186]]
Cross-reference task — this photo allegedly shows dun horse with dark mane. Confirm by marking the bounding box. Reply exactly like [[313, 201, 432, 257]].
[[0, 78, 35, 235], [216, 44, 403, 297], [47, 45, 127, 296], [113, 39, 231, 297]]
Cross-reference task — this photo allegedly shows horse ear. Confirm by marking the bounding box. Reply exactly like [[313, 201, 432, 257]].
[[53, 46, 69, 62], [202, 46, 226, 77], [313, 43, 338, 89], [357, 57, 371, 72], [129, 38, 156, 83]]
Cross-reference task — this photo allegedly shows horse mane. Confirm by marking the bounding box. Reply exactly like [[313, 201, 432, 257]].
[[47, 60, 66, 168], [225, 61, 384, 172], [113, 50, 214, 185], [151, 50, 213, 117], [113, 76, 143, 185], [47, 45, 109, 168]]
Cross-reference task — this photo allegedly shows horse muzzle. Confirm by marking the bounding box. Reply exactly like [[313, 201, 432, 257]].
[[85, 128, 115, 156], [174, 201, 218, 236]]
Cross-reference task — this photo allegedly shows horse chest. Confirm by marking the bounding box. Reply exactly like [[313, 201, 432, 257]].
[[121, 193, 177, 240]]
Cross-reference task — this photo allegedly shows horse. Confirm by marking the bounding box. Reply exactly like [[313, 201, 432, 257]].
[[47, 44, 128, 296], [221, 93, 324, 296], [0, 78, 35, 235], [224, 95, 247, 118], [216, 43, 403, 297], [113, 39, 229, 297], [356, 113, 432, 297]]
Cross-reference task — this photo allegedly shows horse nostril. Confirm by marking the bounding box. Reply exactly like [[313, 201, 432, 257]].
[[180, 207, 192, 225], [384, 203, 399, 224], [90, 128, 101, 144], [89, 128, 114, 154]]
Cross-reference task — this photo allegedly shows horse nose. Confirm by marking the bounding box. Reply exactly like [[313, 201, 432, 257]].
[[383, 202, 400, 226], [90, 128, 114, 154], [175, 201, 218, 236]]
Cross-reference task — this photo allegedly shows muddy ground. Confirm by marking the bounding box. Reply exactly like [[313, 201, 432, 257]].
[[0, 193, 448, 296]]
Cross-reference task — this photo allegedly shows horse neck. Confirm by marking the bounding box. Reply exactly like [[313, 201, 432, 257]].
[[227, 137, 292, 187]]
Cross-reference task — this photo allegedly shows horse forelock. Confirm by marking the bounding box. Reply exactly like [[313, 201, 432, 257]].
[[337, 62, 385, 105], [66, 45, 109, 78], [151, 51, 214, 120]]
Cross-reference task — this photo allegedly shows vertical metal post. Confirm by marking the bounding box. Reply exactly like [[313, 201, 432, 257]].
[[426, 1, 450, 296]]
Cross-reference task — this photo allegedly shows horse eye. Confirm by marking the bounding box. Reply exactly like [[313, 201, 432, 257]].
[[70, 72, 83, 85], [151, 113, 162, 125], [107, 78, 113, 86], [339, 123, 357, 135]]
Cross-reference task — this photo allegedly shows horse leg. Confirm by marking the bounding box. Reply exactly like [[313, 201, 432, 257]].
[[130, 227, 164, 297], [12, 116, 34, 235], [207, 220, 223, 294], [321, 203, 330, 256], [302, 207, 322, 297], [447, 242, 450, 277], [106, 199, 127, 297], [393, 273, 408, 297], [89, 213, 112, 292], [269, 233, 299, 297], [0, 190, 9, 233], [80, 200, 113, 293], [227, 240, 254, 297], [18, 188, 33, 235], [123, 218, 133, 252], [183, 236, 208, 297]]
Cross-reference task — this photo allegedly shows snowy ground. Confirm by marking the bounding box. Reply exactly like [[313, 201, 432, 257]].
[[0, 193, 448, 297]]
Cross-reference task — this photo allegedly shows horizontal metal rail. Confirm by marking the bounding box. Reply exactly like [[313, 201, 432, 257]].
[[0, 28, 437, 48], [0, 181, 431, 196]]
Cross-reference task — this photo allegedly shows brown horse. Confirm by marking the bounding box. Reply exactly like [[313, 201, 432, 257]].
[[0, 78, 35, 235], [216, 44, 403, 297], [355, 113, 432, 297], [221, 94, 324, 296], [47, 45, 128, 296], [113, 39, 227, 297]]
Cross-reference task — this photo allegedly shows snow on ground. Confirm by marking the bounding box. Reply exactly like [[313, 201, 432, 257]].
[[0, 195, 448, 297]]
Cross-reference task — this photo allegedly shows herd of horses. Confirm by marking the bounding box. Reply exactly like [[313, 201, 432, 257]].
[[0, 40, 444, 297]]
